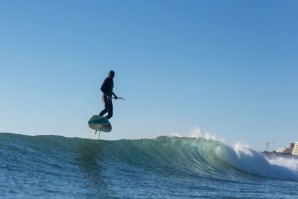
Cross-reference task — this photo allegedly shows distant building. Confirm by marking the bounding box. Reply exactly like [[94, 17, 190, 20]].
[[276, 142, 298, 156]]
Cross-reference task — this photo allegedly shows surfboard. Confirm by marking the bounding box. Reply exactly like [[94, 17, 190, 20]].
[[88, 115, 112, 132]]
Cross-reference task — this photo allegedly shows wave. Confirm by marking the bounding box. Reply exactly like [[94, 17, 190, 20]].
[[1, 133, 298, 182]]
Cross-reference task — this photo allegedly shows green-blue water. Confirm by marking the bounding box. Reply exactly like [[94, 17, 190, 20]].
[[1, 133, 298, 198]]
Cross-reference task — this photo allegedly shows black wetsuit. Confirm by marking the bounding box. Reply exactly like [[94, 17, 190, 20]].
[[99, 77, 114, 119]]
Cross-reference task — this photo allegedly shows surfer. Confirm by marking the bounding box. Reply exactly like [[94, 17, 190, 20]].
[[99, 70, 118, 119]]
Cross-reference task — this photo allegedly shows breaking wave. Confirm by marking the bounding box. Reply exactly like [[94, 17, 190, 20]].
[[1, 133, 298, 182]]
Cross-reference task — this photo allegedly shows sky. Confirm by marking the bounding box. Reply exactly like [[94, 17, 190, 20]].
[[0, 0, 297, 151]]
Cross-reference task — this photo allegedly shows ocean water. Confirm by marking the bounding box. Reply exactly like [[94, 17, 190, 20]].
[[1, 133, 298, 198]]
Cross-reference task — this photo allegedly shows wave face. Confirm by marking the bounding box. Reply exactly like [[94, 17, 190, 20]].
[[1, 133, 298, 198]]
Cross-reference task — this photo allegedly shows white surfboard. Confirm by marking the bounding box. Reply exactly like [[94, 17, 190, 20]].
[[88, 115, 112, 132]]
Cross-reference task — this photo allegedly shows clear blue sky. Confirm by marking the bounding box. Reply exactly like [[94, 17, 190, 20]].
[[0, 0, 297, 151]]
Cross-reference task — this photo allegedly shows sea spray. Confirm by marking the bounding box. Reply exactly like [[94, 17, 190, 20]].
[[216, 142, 298, 180]]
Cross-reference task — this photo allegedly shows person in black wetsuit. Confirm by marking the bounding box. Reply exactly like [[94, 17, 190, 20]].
[[99, 70, 118, 119]]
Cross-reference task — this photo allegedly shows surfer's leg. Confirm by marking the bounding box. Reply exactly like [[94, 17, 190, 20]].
[[106, 101, 113, 119], [99, 109, 107, 116], [99, 95, 108, 116]]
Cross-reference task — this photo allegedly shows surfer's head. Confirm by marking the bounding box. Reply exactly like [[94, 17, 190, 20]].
[[108, 70, 115, 79]]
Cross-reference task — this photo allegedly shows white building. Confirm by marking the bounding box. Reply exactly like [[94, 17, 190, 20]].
[[276, 142, 298, 156]]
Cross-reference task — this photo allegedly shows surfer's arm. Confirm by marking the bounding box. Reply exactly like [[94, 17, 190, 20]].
[[113, 92, 118, 99], [100, 79, 108, 94]]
